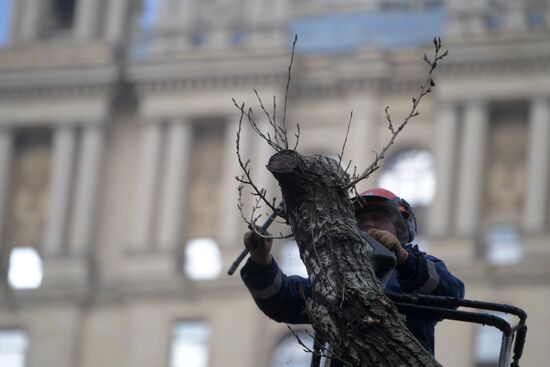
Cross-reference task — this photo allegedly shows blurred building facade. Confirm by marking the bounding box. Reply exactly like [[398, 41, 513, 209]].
[[0, 0, 549, 366]]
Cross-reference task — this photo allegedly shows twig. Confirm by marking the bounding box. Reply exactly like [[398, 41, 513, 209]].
[[282, 34, 298, 150], [293, 123, 301, 150], [288, 326, 340, 362], [336, 111, 353, 185], [253, 89, 286, 148], [288, 326, 315, 353], [385, 106, 393, 134], [232, 99, 282, 152]]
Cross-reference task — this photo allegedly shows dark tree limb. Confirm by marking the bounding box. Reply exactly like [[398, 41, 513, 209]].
[[268, 151, 441, 366]]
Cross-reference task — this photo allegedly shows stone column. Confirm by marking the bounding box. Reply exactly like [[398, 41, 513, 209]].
[[0, 128, 13, 247], [429, 103, 459, 237], [131, 122, 163, 250], [20, 0, 44, 42], [156, 0, 175, 27], [523, 97, 550, 232], [106, 0, 130, 43], [74, 0, 101, 39], [69, 125, 105, 255], [8, 0, 22, 43], [156, 120, 191, 250], [43, 126, 76, 256], [455, 101, 488, 235]]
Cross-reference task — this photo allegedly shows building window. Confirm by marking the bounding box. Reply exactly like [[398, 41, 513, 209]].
[[184, 238, 222, 280], [169, 321, 210, 367], [485, 226, 522, 266], [377, 148, 435, 236], [53, 0, 75, 29], [279, 240, 308, 278], [8, 247, 43, 289], [527, 12, 544, 28], [270, 330, 314, 367], [0, 330, 28, 367], [43, 0, 76, 38], [378, 148, 435, 207]]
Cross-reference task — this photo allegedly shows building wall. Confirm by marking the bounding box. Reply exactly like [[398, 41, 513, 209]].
[[0, 0, 549, 366]]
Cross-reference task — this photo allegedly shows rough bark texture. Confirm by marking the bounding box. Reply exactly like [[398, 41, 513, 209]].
[[267, 150, 441, 367]]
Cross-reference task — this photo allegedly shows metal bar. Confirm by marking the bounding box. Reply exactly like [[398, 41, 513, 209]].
[[511, 325, 528, 367], [392, 302, 513, 335], [498, 332, 514, 367], [385, 292, 527, 322], [388, 293, 528, 367]]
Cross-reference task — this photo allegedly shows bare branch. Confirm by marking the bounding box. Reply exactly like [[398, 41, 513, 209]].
[[336, 111, 353, 185], [282, 34, 298, 150], [287, 326, 315, 354], [232, 98, 281, 152], [287, 325, 341, 363], [385, 106, 394, 134], [253, 89, 286, 149], [345, 38, 448, 190], [293, 123, 301, 151], [234, 103, 282, 216], [273, 95, 277, 143], [233, 36, 302, 238]]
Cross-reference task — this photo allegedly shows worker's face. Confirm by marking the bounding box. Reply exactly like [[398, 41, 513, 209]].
[[356, 206, 398, 236]]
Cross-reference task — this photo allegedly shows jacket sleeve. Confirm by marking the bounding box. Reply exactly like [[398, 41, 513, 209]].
[[240, 257, 311, 324], [396, 244, 465, 299]]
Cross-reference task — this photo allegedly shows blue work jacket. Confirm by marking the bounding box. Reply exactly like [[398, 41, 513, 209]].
[[241, 244, 465, 361]]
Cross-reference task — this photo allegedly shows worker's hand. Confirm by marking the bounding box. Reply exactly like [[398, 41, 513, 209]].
[[244, 230, 273, 266], [367, 228, 409, 265]]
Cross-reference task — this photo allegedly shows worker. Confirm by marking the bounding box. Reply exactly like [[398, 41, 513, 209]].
[[240, 188, 464, 360]]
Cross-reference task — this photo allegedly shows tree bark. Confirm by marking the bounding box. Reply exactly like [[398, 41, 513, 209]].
[[267, 150, 441, 367]]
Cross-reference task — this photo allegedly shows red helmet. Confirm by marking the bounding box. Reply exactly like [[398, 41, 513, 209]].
[[353, 188, 417, 244]]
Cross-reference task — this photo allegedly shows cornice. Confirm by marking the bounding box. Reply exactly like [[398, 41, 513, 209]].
[[135, 71, 288, 95], [0, 41, 115, 71], [440, 53, 550, 77], [0, 81, 115, 101]]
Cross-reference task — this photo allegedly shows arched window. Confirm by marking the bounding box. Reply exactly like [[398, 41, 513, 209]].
[[378, 148, 435, 207], [270, 330, 314, 367], [378, 148, 436, 238]]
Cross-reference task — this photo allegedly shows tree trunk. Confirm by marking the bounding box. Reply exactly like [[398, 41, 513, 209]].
[[267, 150, 441, 367]]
